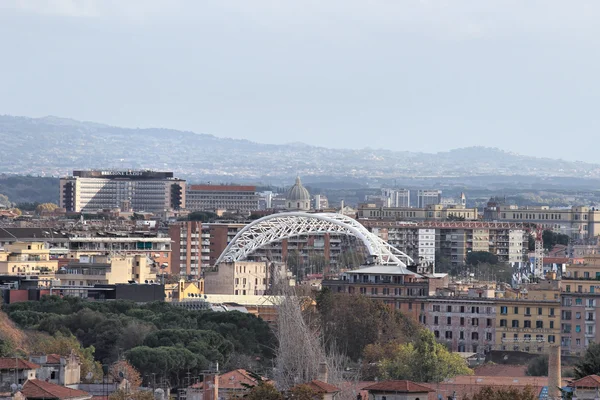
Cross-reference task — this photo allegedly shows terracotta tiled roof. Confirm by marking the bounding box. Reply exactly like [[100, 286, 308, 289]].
[[473, 364, 527, 377], [192, 369, 271, 390], [0, 358, 40, 370], [570, 375, 600, 388], [21, 379, 90, 399], [364, 380, 434, 393], [46, 354, 62, 364], [304, 380, 340, 394]]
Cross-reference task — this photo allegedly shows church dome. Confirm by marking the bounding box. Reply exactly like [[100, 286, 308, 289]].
[[286, 176, 310, 201]]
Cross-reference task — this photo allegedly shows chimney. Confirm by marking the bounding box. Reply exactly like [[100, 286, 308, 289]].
[[548, 344, 561, 400], [317, 362, 328, 383]]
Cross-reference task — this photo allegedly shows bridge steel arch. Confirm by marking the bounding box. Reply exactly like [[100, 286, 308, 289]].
[[214, 212, 414, 267]]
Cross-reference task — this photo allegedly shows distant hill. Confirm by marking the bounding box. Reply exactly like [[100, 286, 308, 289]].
[[1, 114, 600, 182]]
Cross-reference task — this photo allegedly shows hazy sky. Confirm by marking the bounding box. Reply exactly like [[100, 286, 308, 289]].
[[1, 1, 600, 162]]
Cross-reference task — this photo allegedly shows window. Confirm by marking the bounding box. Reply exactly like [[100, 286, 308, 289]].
[[434, 330, 440, 338], [447, 316, 452, 325], [433, 305, 441, 312], [550, 321, 554, 329], [524, 334, 531, 342], [524, 320, 531, 328], [472, 332, 479, 340], [538, 307, 543, 315], [500, 319, 507, 327], [550, 308, 555, 316], [472, 318, 479, 326], [512, 320, 519, 328], [460, 306, 465, 313], [447, 305, 452, 312], [566, 285, 571, 293], [445, 331, 453, 339], [536, 321, 544, 329], [487, 318, 492, 327], [514, 307, 519, 314], [486, 332, 492, 341], [460, 331, 464, 339], [576, 298, 583, 305], [525, 307, 531, 316], [576, 312, 581, 319], [471, 306, 479, 314], [371, 287, 378, 295], [500, 306, 508, 315], [576, 325, 581, 333], [548, 335, 555, 343], [460, 317, 465, 326]]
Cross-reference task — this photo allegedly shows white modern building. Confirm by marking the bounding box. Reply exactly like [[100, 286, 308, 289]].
[[60, 170, 185, 213]]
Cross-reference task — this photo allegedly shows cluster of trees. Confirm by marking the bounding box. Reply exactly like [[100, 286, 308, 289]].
[[317, 289, 420, 361], [361, 330, 472, 382], [316, 290, 470, 383], [5, 297, 275, 387]]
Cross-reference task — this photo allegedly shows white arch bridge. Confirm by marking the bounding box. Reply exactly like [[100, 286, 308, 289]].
[[215, 212, 414, 267]]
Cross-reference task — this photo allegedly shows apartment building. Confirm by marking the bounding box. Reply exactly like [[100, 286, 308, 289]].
[[363, 221, 528, 267], [321, 265, 430, 320], [186, 185, 259, 213], [59, 170, 185, 213], [67, 235, 171, 259], [494, 281, 560, 354], [358, 203, 478, 221], [484, 202, 600, 239], [56, 254, 156, 287], [203, 261, 286, 295], [417, 189, 442, 208], [560, 255, 600, 355], [426, 287, 496, 354], [0, 242, 58, 275], [381, 188, 411, 207]]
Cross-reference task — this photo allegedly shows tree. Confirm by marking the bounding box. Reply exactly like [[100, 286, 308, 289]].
[[185, 211, 217, 222], [542, 230, 570, 250], [35, 202, 59, 214], [463, 386, 537, 400], [466, 251, 499, 266], [362, 330, 472, 382], [288, 384, 323, 400], [244, 383, 284, 400], [0, 194, 10, 208], [575, 342, 600, 378], [109, 389, 154, 400], [526, 355, 548, 376], [316, 290, 420, 361], [109, 360, 142, 390], [32, 332, 103, 382]]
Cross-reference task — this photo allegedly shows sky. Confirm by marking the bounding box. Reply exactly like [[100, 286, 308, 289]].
[[1, 0, 600, 162]]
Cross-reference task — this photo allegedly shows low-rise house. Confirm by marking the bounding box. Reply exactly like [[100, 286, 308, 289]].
[[363, 380, 434, 400], [0, 359, 39, 390], [187, 369, 271, 400], [29, 354, 81, 386], [569, 374, 600, 400], [21, 379, 91, 400], [301, 380, 341, 400]]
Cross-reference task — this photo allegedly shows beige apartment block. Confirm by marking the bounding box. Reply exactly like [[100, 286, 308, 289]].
[[56, 254, 156, 287], [204, 261, 286, 295], [0, 242, 58, 275]]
